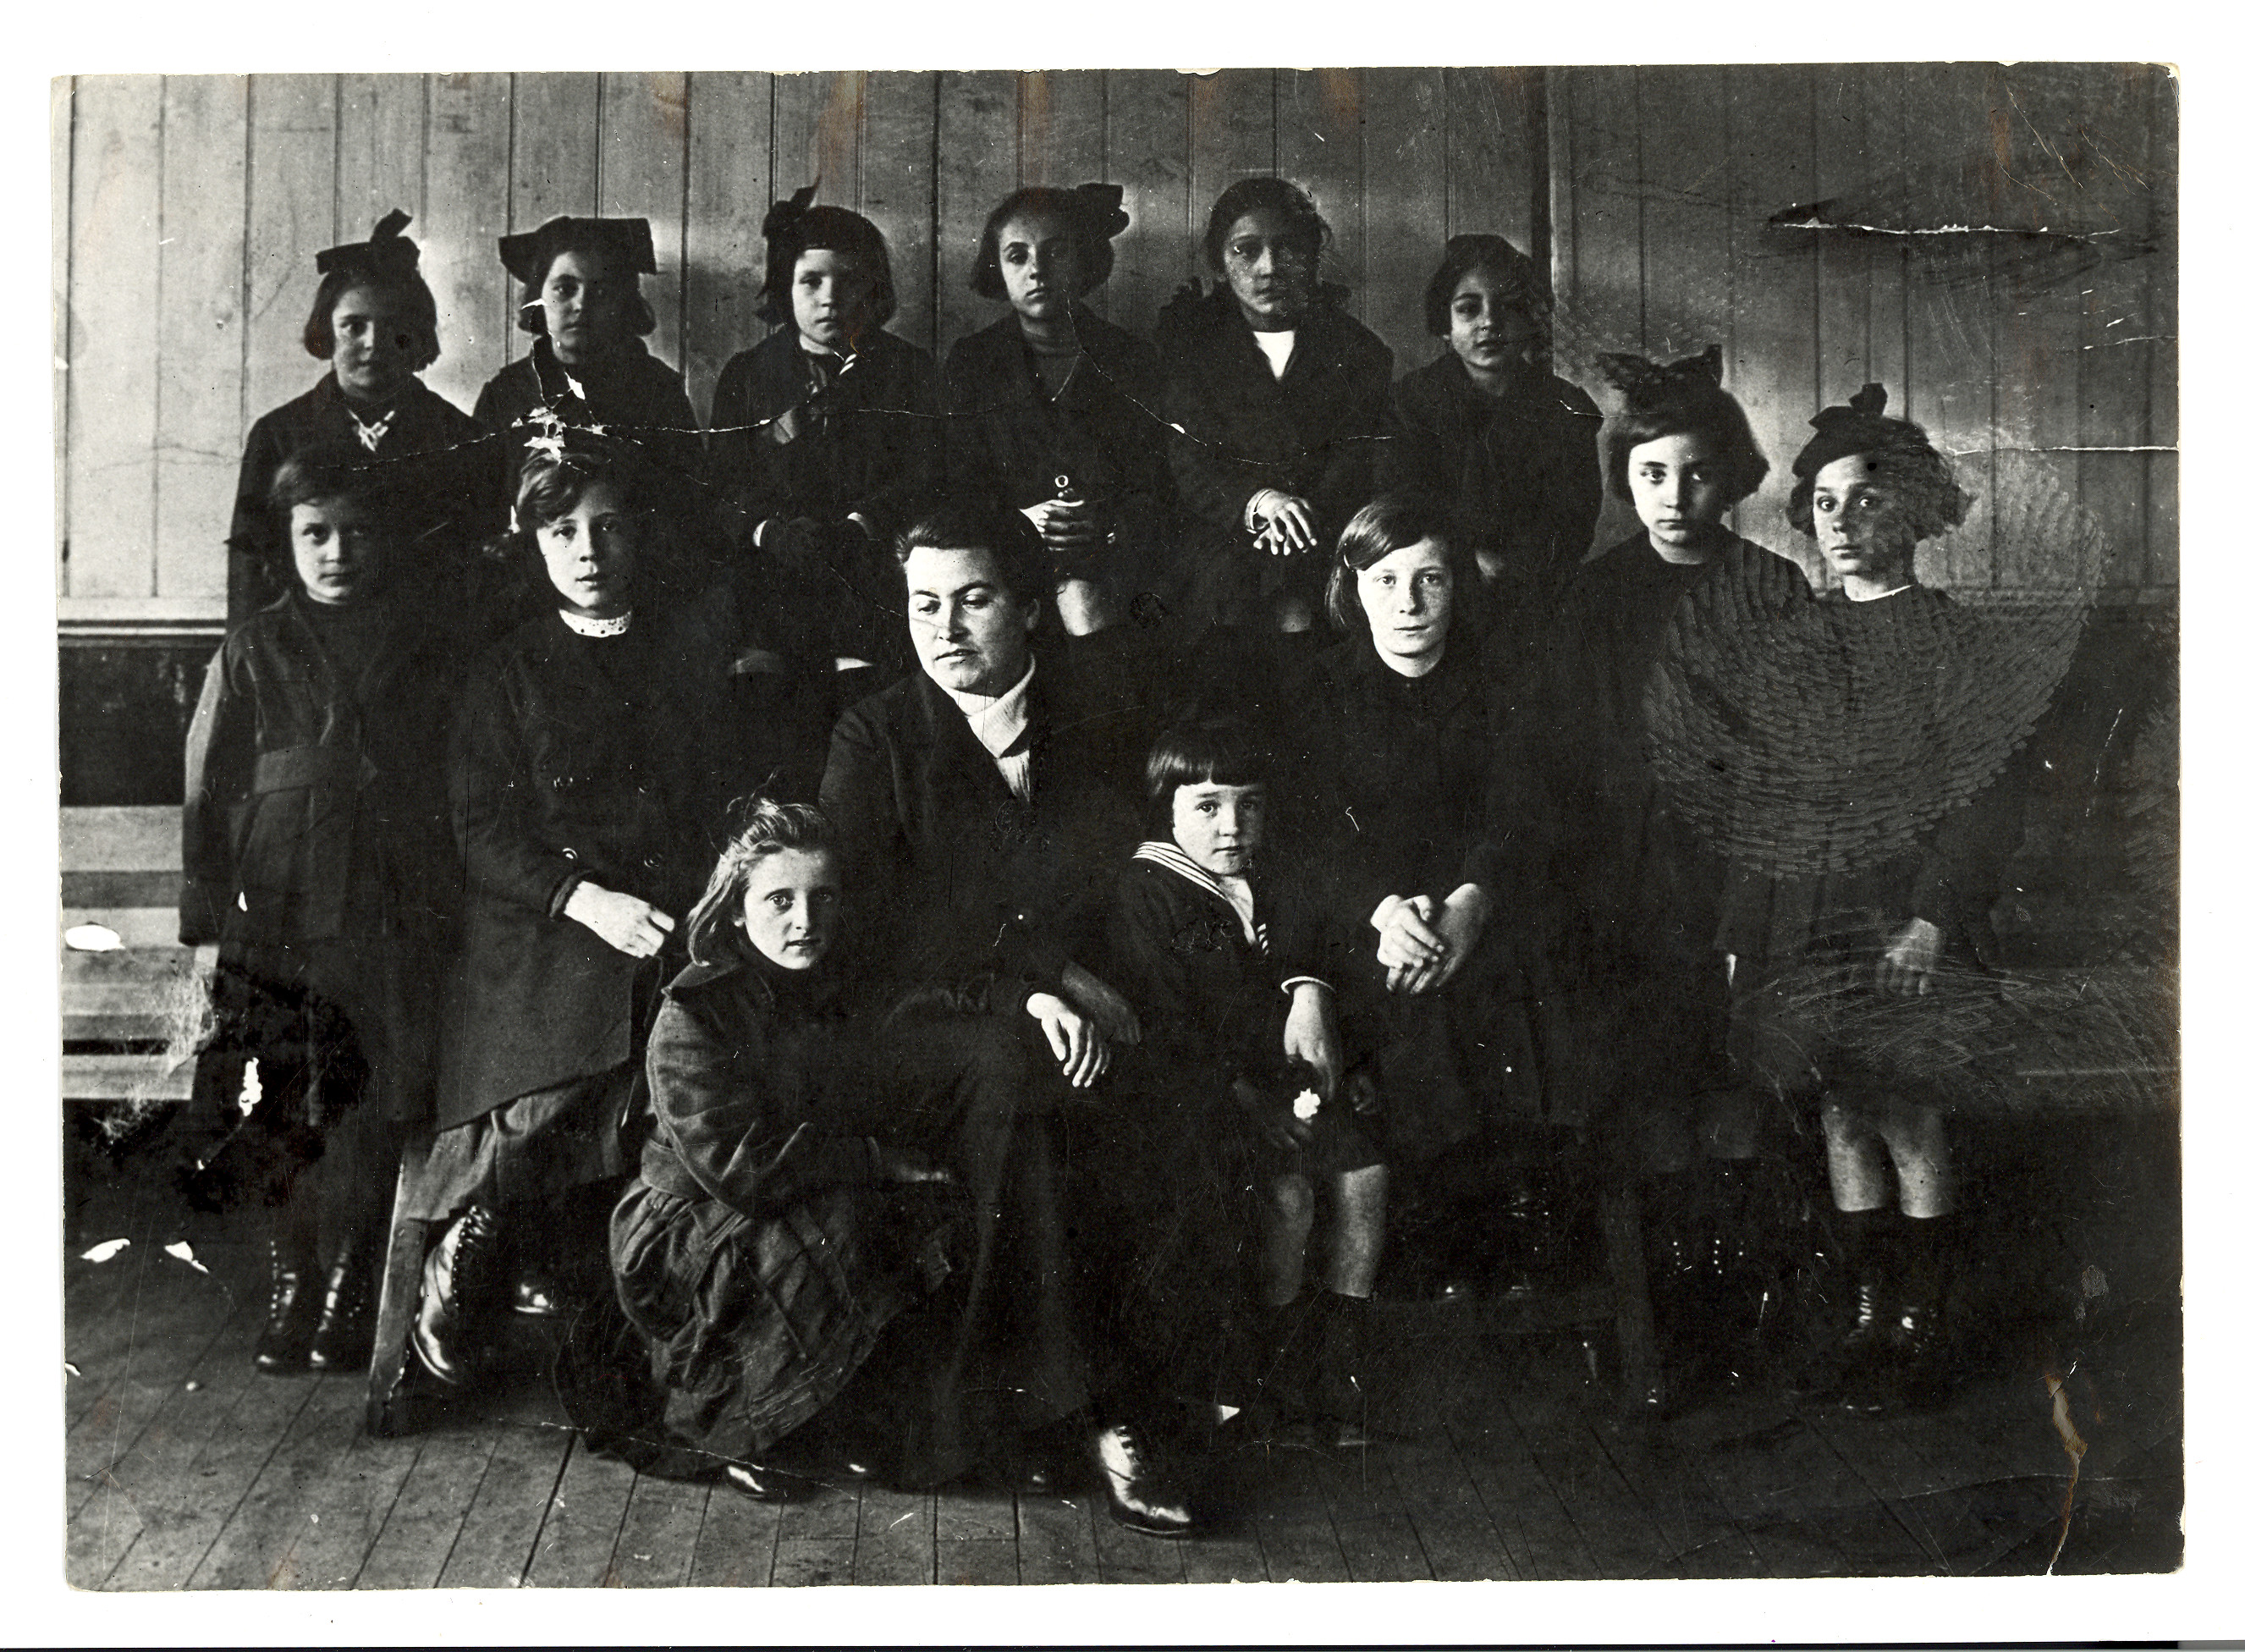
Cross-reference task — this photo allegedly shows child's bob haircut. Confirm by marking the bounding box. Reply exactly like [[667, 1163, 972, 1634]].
[[1323, 493, 1473, 635], [1597, 344, 1769, 508], [301, 267, 442, 373], [505, 218, 660, 341], [684, 798, 840, 968], [494, 437, 674, 594], [757, 187, 899, 333], [1202, 176, 1329, 273], [1421, 232, 1550, 354], [267, 448, 400, 529], [1143, 721, 1273, 838], [969, 184, 1130, 302], [892, 493, 1059, 620]]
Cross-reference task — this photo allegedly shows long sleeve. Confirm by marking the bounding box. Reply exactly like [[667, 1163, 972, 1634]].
[[1163, 367, 1265, 535], [645, 989, 881, 1215], [227, 416, 290, 625], [1907, 757, 2028, 961], [447, 663, 583, 918], [179, 643, 251, 945]]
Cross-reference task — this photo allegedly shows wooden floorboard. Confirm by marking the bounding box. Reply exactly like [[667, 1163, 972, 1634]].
[[265, 1427, 426, 1590], [1504, 1398, 1675, 1579], [188, 1372, 369, 1589], [1447, 1413, 1601, 1581], [1015, 1491, 1102, 1586], [1384, 1436, 1521, 1582], [686, 1481, 782, 1586], [432, 1422, 573, 1589], [851, 1484, 936, 1586], [523, 1435, 639, 1587], [354, 1420, 502, 1589], [68, 1297, 252, 1527], [935, 1534, 1020, 1585], [605, 1473, 713, 1589], [1247, 1446, 1350, 1584]]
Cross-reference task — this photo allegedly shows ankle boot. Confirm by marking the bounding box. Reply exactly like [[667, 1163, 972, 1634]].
[[1313, 1291, 1373, 1445], [254, 1235, 322, 1374], [412, 1203, 508, 1385], [309, 1242, 377, 1373]]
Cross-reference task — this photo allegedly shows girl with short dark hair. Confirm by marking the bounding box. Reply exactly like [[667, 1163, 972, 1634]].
[[226, 210, 501, 627], [1379, 234, 1604, 603], [184, 449, 461, 1374], [1155, 176, 1394, 650], [711, 188, 944, 674], [944, 184, 1173, 638]]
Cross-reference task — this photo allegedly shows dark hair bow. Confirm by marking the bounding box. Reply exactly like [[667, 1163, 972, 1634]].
[[1070, 181, 1131, 240], [316, 207, 421, 278], [762, 183, 821, 244], [1598, 344, 1724, 403]]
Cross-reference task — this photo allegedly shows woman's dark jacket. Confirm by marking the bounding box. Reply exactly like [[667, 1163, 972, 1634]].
[[1379, 354, 1605, 598], [942, 310, 1173, 575], [227, 374, 503, 626], [709, 328, 944, 544], [472, 337, 706, 505], [1278, 620, 1542, 935], [435, 604, 737, 1128], [818, 644, 1152, 994]]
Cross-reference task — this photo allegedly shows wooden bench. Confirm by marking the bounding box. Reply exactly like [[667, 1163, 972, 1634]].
[[61, 806, 194, 1105]]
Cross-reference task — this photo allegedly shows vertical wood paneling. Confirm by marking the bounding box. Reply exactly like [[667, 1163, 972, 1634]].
[[773, 73, 863, 211], [680, 72, 770, 421], [335, 74, 426, 242], [597, 73, 690, 373], [2141, 66, 2179, 591], [420, 73, 512, 415], [52, 79, 73, 581], [240, 76, 338, 488], [1103, 72, 1193, 339], [63, 75, 162, 597], [2073, 64, 2153, 595], [1900, 64, 1997, 592], [933, 71, 1015, 358], [1277, 69, 1365, 306], [1018, 71, 1104, 190], [863, 71, 937, 351], [1444, 68, 1540, 256], [1724, 65, 1823, 567], [1637, 65, 1731, 362], [154, 76, 247, 601], [506, 73, 599, 370], [1361, 68, 1446, 372], [1187, 69, 1274, 246]]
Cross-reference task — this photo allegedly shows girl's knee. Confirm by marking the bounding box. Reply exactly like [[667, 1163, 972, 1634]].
[[1264, 1173, 1316, 1232]]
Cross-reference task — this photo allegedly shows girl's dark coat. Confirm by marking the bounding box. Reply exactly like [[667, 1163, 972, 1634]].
[[180, 589, 461, 1119], [435, 605, 737, 1128], [709, 328, 944, 542], [942, 310, 1174, 577], [1379, 354, 1606, 598], [818, 645, 1152, 994], [227, 374, 503, 625], [1154, 288, 1394, 616], [472, 338, 706, 503]]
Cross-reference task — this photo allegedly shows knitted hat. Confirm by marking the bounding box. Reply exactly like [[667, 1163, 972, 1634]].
[[498, 216, 658, 284], [1791, 383, 1943, 480], [315, 208, 420, 279]]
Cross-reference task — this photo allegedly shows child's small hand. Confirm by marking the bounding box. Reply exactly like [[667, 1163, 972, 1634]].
[[1281, 983, 1339, 1096], [1026, 991, 1110, 1089], [877, 1144, 954, 1185], [564, 881, 675, 958], [1374, 895, 1447, 973], [1248, 491, 1317, 556], [1877, 917, 1944, 996], [1059, 963, 1142, 1044], [1023, 498, 1103, 548]]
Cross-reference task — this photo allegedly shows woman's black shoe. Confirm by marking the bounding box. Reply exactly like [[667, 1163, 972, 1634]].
[[307, 1250, 376, 1373], [412, 1203, 507, 1385], [1090, 1422, 1195, 1538], [253, 1238, 320, 1374]]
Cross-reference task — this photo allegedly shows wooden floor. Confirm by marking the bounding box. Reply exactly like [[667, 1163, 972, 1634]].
[[63, 1126, 2182, 1590]]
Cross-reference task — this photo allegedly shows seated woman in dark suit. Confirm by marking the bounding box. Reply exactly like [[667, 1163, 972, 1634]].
[[817, 495, 1198, 1536], [944, 184, 1172, 639], [1379, 234, 1604, 609], [225, 209, 501, 631], [1155, 176, 1393, 661], [410, 438, 743, 1387]]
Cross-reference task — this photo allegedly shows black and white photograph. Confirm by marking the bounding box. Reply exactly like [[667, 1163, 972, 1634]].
[[45, 50, 2193, 1623]]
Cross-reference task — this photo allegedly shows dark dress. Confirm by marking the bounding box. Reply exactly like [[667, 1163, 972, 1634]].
[[1536, 531, 1816, 1153], [943, 310, 1175, 611], [179, 589, 459, 1208], [1154, 285, 1394, 631], [226, 374, 503, 629], [1706, 586, 2028, 1104], [609, 949, 1081, 1479], [1278, 621, 1547, 1158], [420, 602, 740, 1219], [709, 328, 944, 667], [472, 337, 706, 516], [1379, 353, 1605, 603]]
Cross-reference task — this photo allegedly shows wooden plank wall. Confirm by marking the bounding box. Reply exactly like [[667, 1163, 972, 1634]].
[[55, 65, 2173, 615], [1548, 63, 2178, 597], [53, 67, 1545, 618]]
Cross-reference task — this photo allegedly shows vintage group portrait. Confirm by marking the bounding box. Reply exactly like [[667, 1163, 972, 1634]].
[[48, 57, 2183, 1620]]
